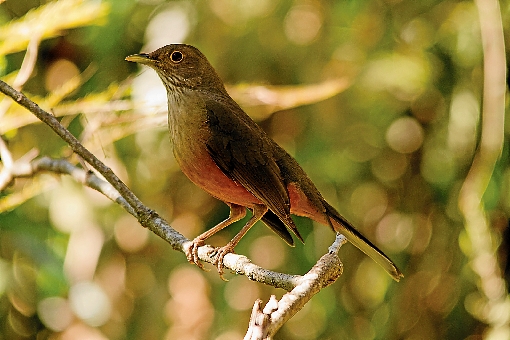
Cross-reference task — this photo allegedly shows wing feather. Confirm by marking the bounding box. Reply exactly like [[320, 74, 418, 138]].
[[204, 98, 302, 241]]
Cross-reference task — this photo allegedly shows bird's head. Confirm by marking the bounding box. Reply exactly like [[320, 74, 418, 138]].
[[126, 44, 225, 93]]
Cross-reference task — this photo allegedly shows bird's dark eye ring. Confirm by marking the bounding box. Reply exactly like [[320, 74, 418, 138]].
[[170, 51, 183, 63]]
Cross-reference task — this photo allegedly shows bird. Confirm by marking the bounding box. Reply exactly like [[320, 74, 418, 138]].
[[126, 44, 403, 282]]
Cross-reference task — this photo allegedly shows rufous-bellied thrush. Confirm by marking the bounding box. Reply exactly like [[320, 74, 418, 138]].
[[126, 44, 403, 281]]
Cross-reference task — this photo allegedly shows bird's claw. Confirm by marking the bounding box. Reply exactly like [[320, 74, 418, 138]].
[[186, 237, 207, 271], [186, 238, 235, 280], [211, 244, 235, 281]]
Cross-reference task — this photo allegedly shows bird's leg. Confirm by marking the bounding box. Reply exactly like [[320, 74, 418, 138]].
[[213, 204, 268, 280], [187, 203, 246, 270]]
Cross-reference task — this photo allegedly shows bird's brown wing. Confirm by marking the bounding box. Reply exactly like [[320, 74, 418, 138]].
[[204, 98, 303, 242]]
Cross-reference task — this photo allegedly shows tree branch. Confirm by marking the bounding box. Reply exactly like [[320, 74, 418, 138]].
[[245, 234, 347, 339]]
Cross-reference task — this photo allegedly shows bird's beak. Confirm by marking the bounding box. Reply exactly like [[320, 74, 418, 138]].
[[125, 53, 155, 65]]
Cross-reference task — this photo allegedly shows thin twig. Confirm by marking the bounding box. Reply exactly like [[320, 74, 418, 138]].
[[13, 34, 41, 89], [0, 142, 38, 189], [0, 137, 14, 169], [0, 35, 40, 120], [328, 233, 348, 255], [458, 0, 507, 335]]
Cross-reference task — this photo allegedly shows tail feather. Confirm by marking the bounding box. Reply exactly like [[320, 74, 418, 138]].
[[324, 202, 404, 281], [261, 210, 302, 246]]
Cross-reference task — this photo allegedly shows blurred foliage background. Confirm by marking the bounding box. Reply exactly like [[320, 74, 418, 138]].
[[0, 0, 509, 339]]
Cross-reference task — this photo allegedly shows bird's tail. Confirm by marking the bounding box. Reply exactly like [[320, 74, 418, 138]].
[[323, 201, 404, 281]]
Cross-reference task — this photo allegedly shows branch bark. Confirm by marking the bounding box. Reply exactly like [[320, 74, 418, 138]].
[[245, 234, 346, 339]]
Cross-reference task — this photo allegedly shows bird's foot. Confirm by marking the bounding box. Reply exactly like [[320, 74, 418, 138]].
[[186, 237, 207, 271], [186, 238, 235, 280], [211, 244, 236, 281]]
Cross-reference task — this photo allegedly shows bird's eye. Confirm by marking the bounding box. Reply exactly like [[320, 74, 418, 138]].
[[170, 51, 183, 63]]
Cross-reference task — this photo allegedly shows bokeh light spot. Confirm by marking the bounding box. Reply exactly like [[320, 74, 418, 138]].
[[37, 296, 73, 332], [363, 53, 430, 100], [210, 0, 275, 26], [59, 322, 108, 340], [285, 300, 326, 339], [144, 3, 192, 51], [350, 182, 388, 225], [248, 235, 287, 270], [10, 256, 37, 317], [386, 117, 424, 154], [284, 4, 322, 45], [371, 151, 409, 181], [64, 226, 104, 283], [376, 212, 413, 252], [166, 266, 213, 339], [45, 59, 80, 92], [224, 276, 260, 311], [448, 89, 479, 158], [114, 215, 149, 253], [421, 148, 456, 186], [69, 281, 111, 327], [351, 316, 376, 340], [352, 258, 389, 308], [49, 181, 93, 233]]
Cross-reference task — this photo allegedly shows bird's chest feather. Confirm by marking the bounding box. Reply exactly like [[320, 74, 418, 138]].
[[167, 92, 261, 206]]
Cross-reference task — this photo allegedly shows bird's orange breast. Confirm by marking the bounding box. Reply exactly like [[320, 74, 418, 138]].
[[174, 140, 262, 207]]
